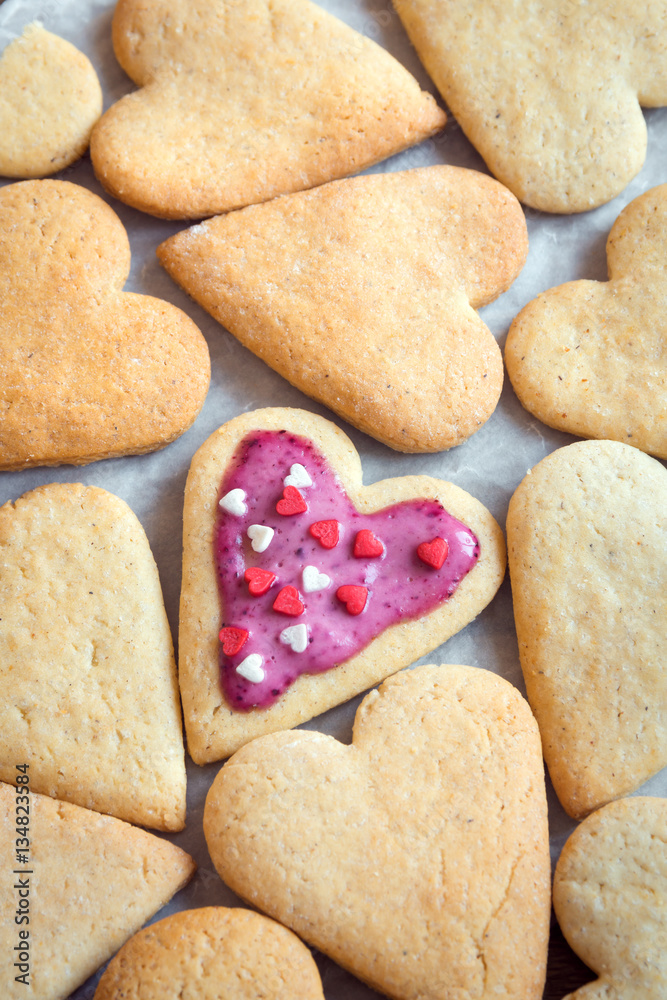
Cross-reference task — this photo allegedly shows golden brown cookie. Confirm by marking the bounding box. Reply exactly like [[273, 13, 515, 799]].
[[158, 166, 527, 453], [392, 0, 667, 213], [507, 440, 667, 819], [179, 408, 506, 763], [94, 907, 325, 1000], [506, 184, 667, 459], [0, 179, 210, 470], [204, 663, 551, 1000], [90, 0, 446, 219], [0, 782, 195, 1000], [0, 23, 102, 178], [553, 796, 667, 1000], [0, 482, 187, 831]]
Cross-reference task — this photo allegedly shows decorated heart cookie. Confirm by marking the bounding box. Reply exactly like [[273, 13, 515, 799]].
[[0, 782, 195, 1000], [0, 483, 187, 831], [507, 440, 667, 819], [0, 23, 102, 178], [204, 664, 551, 999], [158, 166, 527, 453], [393, 0, 667, 213], [553, 796, 667, 999], [179, 409, 505, 762], [93, 907, 324, 1000], [90, 0, 445, 219], [506, 184, 667, 459], [0, 180, 210, 470]]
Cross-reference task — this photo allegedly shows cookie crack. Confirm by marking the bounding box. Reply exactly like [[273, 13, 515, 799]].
[[476, 851, 521, 989]]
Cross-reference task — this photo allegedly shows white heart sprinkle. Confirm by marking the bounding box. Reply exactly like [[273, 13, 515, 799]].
[[302, 565, 331, 593], [280, 624, 309, 654], [284, 463, 312, 488], [236, 654, 265, 684], [219, 488, 247, 516], [247, 524, 274, 553]]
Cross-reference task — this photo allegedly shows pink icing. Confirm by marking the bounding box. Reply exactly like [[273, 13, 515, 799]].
[[216, 431, 479, 710]]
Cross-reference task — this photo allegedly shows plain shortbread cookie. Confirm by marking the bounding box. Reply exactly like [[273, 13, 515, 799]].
[[392, 0, 667, 213], [91, 0, 446, 219], [158, 166, 527, 453], [93, 907, 325, 1000], [553, 796, 667, 999], [0, 179, 210, 470], [0, 482, 187, 831], [0, 23, 102, 178], [204, 663, 551, 1000], [505, 183, 667, 459], [0, 782, 195, 1000], [507, 440, 667, 818]]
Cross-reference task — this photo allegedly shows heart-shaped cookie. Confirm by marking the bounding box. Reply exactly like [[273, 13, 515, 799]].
[[0, 782, 195, 1000], [93, 907, 324, 1000], [0, 180, 209, 470], [553, 796, 667, 999], [507, 440, 667, 819], [0, 483, 187, 830], [219, 424, 490, 709], [179, 409, 505, 762], [90, 0, 445, 219], [393, 1, 667, 212], [204, 664, 550, 1000], [0, 23, 102, 178], [158, 166, 527, 453], [506, 184, 667, 459]]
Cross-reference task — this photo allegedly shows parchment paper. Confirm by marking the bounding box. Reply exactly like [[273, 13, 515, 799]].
[[1, 0, 666, 996]]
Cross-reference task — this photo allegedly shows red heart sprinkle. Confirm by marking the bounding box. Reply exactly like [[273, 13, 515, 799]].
[[276, 486, 307, 516], [309, 519, 340, 548], [336, 585, 368, 616], [353, 528, 384, 558], [218, 626, 249, 656], [245, 567, 277, 595], [272, 585, 305, 616], [417, 537, 449, 570]]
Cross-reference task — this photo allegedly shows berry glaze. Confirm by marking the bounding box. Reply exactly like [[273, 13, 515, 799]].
[[216, 431, 479, 709]]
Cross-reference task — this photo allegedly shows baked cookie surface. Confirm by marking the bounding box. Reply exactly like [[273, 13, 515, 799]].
[[0, 482, 187, 831], [158, 166, 527, 453], [94, 906, 324, 1000], [506, 184, 667, 459], [204, 663, 550, 1000], [0, 179, 210, 470], [91, 0, 446, 219], [392, 0, 667, 213], [179, 409, 506, 763], [553, 796, 667, 1000], [0, 782, 195, 1000], [507, 440, 667, 818], [0, 23, 102, 178]]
